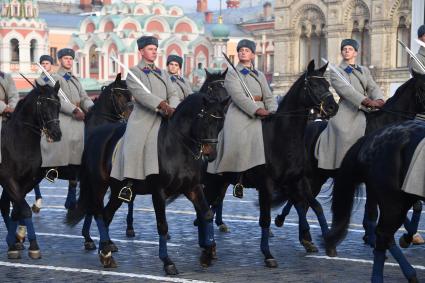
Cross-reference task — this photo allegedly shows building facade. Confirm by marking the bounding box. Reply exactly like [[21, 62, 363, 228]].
[[274, 0, 412, 97]]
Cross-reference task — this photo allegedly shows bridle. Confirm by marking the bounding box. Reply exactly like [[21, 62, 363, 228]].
[[206, 79, 225, 95], [302, 74, 333, 117], [174, 107, 224, 160], [23, 95, 60, 140], [109, 86, 130, 121]]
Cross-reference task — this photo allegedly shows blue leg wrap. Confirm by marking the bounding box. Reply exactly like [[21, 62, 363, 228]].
[[33, 185, 42, 199], [364, 220, 376, 246], [261, 227, 270, 255], [281, 202, 292, 217], [294, 203, 310, 242], [6, 220, 18, 246], [310, 198, 329, 235], [205, 219, 214, 247], [126, 201, 134, 227], [197, 215, 206, 248], [65, 184, 77, 209], [23, 218, 36, 241], [371, 249, 385, 283], [214, 202, 223, 226], [389, 244, 416, 280], [159, 234, 168, 260], [82, 214, 93, 239], [94, 217, 110, 243]]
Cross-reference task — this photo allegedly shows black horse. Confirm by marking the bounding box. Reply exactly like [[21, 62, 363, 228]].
[[202, 60, 339, 268], [274, 70, 425, 252], [65, 70, 229, 275], [325, 120, 425, 283], [33, 73, 131, 212], [0, 83, 61, 259]]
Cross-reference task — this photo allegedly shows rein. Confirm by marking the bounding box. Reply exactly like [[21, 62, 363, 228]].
[[171, 108, 223, 160]]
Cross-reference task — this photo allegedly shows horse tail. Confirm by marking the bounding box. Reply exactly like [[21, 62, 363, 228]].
[[325, 137, 366, 247]]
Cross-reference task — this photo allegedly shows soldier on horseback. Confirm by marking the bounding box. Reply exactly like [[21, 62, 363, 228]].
[[207, 39, 277, 197], [110, 36, 179, 201], [40, 48, 94, 209], [166, 54, 193, 101], [315, 39, 385, 170]]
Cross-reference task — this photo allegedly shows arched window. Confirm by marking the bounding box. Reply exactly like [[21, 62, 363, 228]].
[[109, 50, 118, 75], [89, 45, 99, 76], [10, 39, 19, 62], [297, 8, 326, 71], [397, 16, 410, 68], [30, 39, 37, 62]]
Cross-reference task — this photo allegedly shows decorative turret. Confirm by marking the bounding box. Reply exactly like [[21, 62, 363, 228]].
[[1, 0, 39, 18]]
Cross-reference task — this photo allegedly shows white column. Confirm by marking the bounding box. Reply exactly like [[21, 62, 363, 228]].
[[19, 43, 31, 73], [411, 0, 425, 52]]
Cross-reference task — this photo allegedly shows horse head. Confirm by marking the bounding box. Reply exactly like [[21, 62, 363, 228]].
[[100, 73, 132, 120], [302, 60, 339, 118], [35, 81, 62, 142], [171, 69, 228, 162], [200, 68, 229, 104]]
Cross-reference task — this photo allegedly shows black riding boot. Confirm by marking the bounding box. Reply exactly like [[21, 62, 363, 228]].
[[118, 179, 133, 203]]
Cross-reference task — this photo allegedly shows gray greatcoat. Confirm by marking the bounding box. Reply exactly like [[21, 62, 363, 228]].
[[110, 60, 179, 181], [166, 72, 193, 101], [409, 45, 425, 74], [207, 63, 277, 174], [40, 68, 94, 167], [402, 137, 425, 198], [315, 60, 384, 170], [0, 72, 19, 163]]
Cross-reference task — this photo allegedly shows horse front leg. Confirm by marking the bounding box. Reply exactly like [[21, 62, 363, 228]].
[[81, 214, 96, 250], [275, 201, 293, 227], [152, 190, 178, 275], [258, 180, 277, 268], [65, 179, 78, 210], [399, 200, 423, 248], [126, 195, 136, 238], [185, 184, 215, 267], [363, 188, 378, 247]]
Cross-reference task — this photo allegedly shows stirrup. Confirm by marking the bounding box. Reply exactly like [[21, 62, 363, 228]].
[[233, 183, 244, 199], [45, 168, 58, 183], [118, 185, 133, 203]]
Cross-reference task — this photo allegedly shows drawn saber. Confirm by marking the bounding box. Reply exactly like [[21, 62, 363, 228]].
[[36, 62, 74, 106], [110, 56, 151, 94], [222, 52, 255, 101], [321, 58, 355, 91], [408, 39, 425, 73]]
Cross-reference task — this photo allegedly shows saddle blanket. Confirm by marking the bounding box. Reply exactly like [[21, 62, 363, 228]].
[[402, 138, 425, 198]]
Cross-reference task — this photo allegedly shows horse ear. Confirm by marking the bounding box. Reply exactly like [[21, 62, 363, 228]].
[[115, 73, 122, 83], [307, 60, 315, 73], [318, 63, 328, 75], [204, 68, 211, 77], [222, 67, 228, 77]]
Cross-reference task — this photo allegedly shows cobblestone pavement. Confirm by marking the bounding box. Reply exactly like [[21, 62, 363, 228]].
[[0, 180, 423, 282]]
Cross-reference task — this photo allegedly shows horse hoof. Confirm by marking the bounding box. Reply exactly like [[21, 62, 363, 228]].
[[84, 241, 97, 251], [218, 224, 229, 233], [200, 249, 213, 267], [274, 215, 284, 227], [31, 204, 41, 214], [99, 251, 117, 268], [166, 233, 171, 240], [408, 276, 418, 283], [126, 229, 135, 238], [15, 242, 25, 251], [28, 249, 41, 259], [399, 234, 412, 249], [264, 258, 278, 268], [108, 241, 118, 253], [164, 264, 178, 275], [301, 240, 318, 253], [8, 249, 21, 259], [211, 245, 217, 260], [193, 219, 199, 227], [326, 246, 337, 257]]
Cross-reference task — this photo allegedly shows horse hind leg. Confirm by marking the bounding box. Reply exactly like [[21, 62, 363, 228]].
[[65, 180, 78, 210], [275, 201, 292, 228], [31, 184, 42, 214], [399, 200, 423, 248], [294, 202, 318, 253], [82, 214, 96, 250]]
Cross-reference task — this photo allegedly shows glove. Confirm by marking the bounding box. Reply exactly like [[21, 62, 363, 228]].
[[255, 108, 270, 117], [72, 108, 85, 121], [157, 101, 175, 118]]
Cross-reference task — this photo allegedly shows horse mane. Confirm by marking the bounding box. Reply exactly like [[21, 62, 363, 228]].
[[171, 92, 204, 121], [276, 72, 306, 112], [381, 77, 415, 110]]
